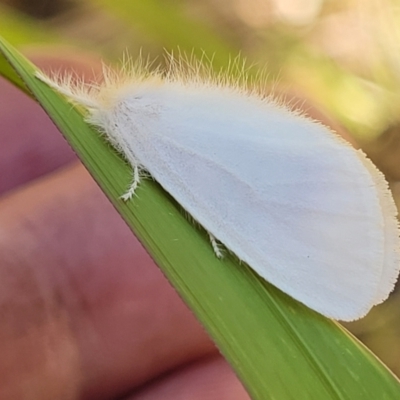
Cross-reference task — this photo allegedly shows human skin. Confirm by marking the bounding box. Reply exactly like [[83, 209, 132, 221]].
[[0, 50, 250, 400]]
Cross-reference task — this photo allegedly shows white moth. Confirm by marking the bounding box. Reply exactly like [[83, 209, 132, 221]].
[[37, 57, 400, 321]]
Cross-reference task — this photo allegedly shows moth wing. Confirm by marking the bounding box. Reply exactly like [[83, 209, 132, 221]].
[[357, 155, 400, 304], [135, 93, 399, 321]]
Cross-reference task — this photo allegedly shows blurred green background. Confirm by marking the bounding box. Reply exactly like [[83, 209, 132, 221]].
[[1, 0, 400, 378]]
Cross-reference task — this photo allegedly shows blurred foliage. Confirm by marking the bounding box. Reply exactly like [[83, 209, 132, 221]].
[[0, 3, 59, 44], [2, 0, 400, 139], [1, 0, 400, 382], [1, 0, 74, 19]]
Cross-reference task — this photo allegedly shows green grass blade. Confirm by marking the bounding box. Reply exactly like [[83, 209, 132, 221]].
[[0, 51, 30, 94], [1, 35, 400, 399]]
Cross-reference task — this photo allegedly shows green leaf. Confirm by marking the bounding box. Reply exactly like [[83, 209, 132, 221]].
[[1, 35, 400, 399], [0, 50, 29, 94]]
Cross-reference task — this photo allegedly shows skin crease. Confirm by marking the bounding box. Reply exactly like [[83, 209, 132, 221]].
[[0, 48, 350, 400]]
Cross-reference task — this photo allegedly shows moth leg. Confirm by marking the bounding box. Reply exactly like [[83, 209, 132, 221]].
[[208, 232, 223, 258], [121, 165, 140, 201]]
